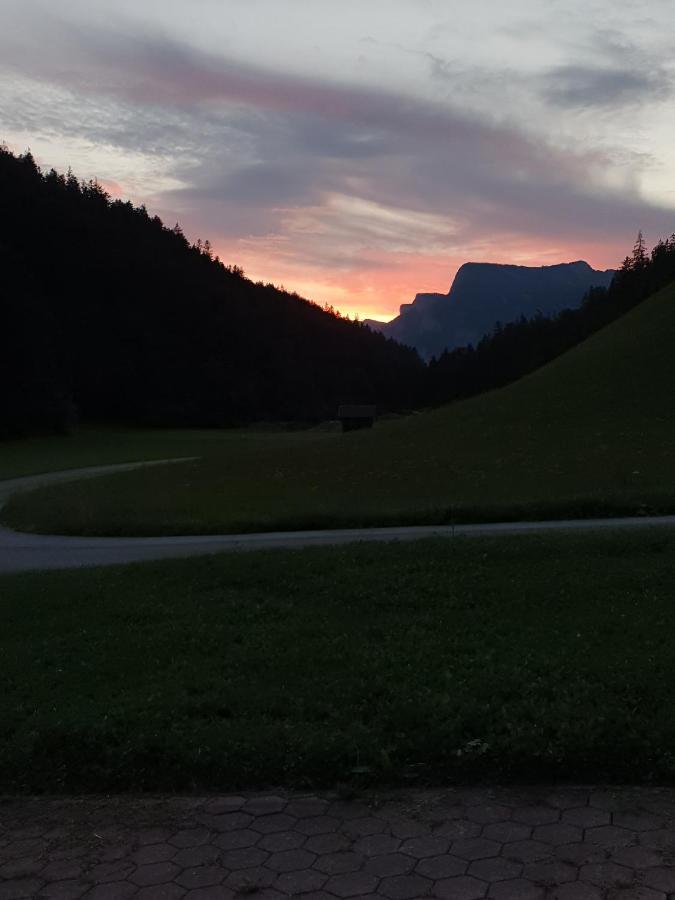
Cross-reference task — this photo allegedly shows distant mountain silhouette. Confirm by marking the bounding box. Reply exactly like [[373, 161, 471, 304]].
[[366, 261, 615, 359]]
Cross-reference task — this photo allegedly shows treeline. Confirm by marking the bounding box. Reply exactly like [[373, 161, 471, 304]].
[[426, 233, 675, 404], [1, 148, 424, 437]]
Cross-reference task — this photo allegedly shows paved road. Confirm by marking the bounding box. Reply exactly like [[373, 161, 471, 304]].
[[2, 461, 675, 574], [2, 786, 675, 898]]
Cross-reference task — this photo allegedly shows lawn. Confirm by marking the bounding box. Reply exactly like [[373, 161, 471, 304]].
[[3, 281, 675, 536], [2, 529, 675, 793]]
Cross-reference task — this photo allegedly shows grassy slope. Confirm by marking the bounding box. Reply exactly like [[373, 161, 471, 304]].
[[3, 281, 675, 534], [2, 530, 675, 792]]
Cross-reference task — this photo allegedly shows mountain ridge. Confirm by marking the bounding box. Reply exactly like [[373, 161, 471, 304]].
[[367, 260, 615, 359]]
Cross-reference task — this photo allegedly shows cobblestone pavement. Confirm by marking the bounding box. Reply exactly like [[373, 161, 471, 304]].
[[1, 787, 674, 899]]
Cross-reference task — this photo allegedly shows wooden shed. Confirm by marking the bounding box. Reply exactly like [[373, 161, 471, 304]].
[[337, 404, 376, 432]]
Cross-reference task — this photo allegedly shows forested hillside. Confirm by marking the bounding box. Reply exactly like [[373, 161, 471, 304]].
[[0, 148, 423, 437]]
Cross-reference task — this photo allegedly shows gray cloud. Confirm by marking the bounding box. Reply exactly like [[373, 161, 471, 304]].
[[542, 64, 671, 109], [2, 6, 674, 280]]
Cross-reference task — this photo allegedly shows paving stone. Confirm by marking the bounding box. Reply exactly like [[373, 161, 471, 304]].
[[466, 807, 512, 826], [243, 796, 287, 816], [297, 817, 339, 836], [1, 858, 46, 878], [175, 867, 227, 889], [355, 834, 401, 857], [98, 844, 133, 864], [326, 802, 372, 821], [511, 807, 559, 826], [389, 818, 431, 839], [545, 884, 602, 900], [545, 792, 592, 811], [131, 861, 181, 886], [1, 790, 673, 900], [608, 888, 667, 900], [589, 792, 630, 812], [554, 842, 607, 865], [341, 817, 387, 838], [642, 866, 675, 892], [487, 878, 545, 899], [639, 830, 675, 852], [432, 875, 488, 899], [468, 857, 522, 882], [199, 814, 252, 834], [584, 826, 634, 850], [324, 870, 379, 897], [313, 851, 363, 874], [132, 843, 177, 865], [138, 829, 174, 846], [266, 848, 316, 873], [173, 846, 221, 868], [239, 891, 283, 900], [364, 852, 416, 877], [219, 847, 268, 870], [212, 830, 259, 851], [135, 886, 187, 900], [40, 860, 83, 881], [4, 839, 47, 860], [37, 881, 90, 899], [88, 861, 135, 883], [579, 862, 634, 887], [257, 831, 306, 853], [304, 833, 351, 855], [0, 878, 45, 899], [561, 808, 611, 828], [400, 836, 451, 859], [285, 798, 329, 819], [503, 840, 551, 863], [202, 797, 246, 815], [293, 893, 337, 900], [225, 866, 275, 892], [523, 859, 578, 885], [612, 812, 663, 832], [275, 867, 327, 895], [533, 824, 583, 846], [169, 829, 211, 849], [379, 873, 432, 899], [85, 884, 137, 900], [451, 839, 500, 862], [435, 822, 481, 841], [415, 855, 466, 880], [50, 847, 89, 863], [183, 889, 234, 900], [482, 823, 531, 844], [611, 845, 664, 869]]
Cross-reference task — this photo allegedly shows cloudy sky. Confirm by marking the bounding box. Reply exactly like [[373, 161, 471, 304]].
[[2, 0, 675, 319]]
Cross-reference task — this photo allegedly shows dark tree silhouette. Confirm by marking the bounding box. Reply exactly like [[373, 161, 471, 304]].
[[0, 148, 424, 437]]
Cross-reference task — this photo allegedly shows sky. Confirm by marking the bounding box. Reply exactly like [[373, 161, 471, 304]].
[[1, 1, 675, 320]]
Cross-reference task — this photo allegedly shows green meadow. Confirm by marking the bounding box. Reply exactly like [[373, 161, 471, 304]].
[[2, 530, 675, 792], [3, 280, 675, 535]]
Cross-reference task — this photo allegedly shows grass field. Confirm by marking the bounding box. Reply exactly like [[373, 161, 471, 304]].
[[3, 281, 675, 535], [2, 529, 675, 792]]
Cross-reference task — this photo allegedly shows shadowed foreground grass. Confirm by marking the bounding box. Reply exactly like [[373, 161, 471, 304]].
[[2, 530, 675, 793]]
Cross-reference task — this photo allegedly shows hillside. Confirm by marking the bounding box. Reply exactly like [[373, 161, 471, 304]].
[[0, 148, 423, 437], [7, 278, 675, 535], [368, 260, 614, 359]]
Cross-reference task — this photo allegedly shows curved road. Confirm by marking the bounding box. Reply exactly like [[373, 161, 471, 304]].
[[2, 459, 675, 574]]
